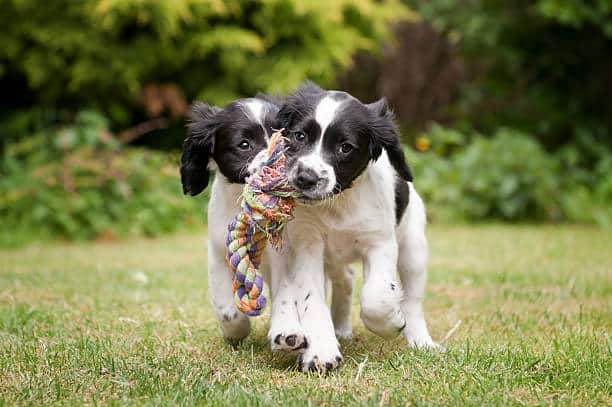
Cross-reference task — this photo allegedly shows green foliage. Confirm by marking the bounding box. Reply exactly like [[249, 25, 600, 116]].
[[408, 125, 611, 224], [0, 111, 203, 246], [408, 0, 612, 150], [0, 0, 408, 134], [561, 153, 612, 227]]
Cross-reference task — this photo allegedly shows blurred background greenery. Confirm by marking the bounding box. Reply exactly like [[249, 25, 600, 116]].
[[1, 0, 610, 246]]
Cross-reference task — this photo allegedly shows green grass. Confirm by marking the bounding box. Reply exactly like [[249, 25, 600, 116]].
[[1, 225, 611, 405]]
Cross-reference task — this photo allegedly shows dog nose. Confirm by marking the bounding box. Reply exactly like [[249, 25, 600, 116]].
[[294, 165, 320, 190]]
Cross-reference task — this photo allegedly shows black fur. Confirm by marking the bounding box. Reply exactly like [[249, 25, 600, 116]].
[[278, 83, 413, 196], [180, 98, 280, 196], [394, 177, 409, 224], [365, 98, 413, 182]]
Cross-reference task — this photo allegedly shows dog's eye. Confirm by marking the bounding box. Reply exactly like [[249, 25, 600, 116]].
[[339, 143, 354, 154], [293, 131, 306, 142], [238, 140, 251, 150]]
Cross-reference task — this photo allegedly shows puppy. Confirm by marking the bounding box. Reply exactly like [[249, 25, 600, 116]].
[[271, 83, 438, 373], [180, 96, 355, 351], [181, 96, 281, 343]]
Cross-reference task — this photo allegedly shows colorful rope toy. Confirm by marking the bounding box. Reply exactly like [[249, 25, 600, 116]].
[[225, 129, 299, 316]]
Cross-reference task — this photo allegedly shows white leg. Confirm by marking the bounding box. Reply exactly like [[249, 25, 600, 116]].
[[397, 184, 438, 349], [208, 238, 250, 344], [360, 240, 405, 339], [267, 250, 308, 352], [329, 263, 354, 340], [288, 236, 342, 373]]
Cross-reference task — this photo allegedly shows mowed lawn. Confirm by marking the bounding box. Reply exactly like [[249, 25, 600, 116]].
[[1, 225, 610, 405]]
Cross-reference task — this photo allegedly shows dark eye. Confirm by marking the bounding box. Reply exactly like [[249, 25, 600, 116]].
[[238, 140, 251, 150], [293, 131, 306, 142], [339, 143, 354, 154]]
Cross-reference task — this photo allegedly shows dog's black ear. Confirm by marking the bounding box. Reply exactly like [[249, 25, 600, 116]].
[[366, 98, 413, 182], [180, 102, 221, 196]]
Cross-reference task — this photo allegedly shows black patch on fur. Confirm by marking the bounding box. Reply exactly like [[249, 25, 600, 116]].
[[304, 292, 311, 301], [394, 177, 409, 224], [285, 335, 297, 347], [296, 337, 309, 350]]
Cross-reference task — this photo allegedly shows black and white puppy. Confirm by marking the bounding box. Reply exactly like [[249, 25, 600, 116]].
[[271, 83, 438, 373], [181, 96, 354, 351], [181, 96, 281, 343]]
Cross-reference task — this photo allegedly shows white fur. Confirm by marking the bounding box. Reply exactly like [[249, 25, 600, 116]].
[[289, 96, 342, 198], [206, 176, 252, 341], [244, 99, 264, 126], [272, 151, 438, 371], [314, 95, 342, 147]]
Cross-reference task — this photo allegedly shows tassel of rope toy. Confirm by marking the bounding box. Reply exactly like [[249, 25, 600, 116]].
[[225, 129, 299, 316]]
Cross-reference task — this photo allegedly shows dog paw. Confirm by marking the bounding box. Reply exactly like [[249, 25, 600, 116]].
[[360, 306, 405, 339], [334, 325, 352, 340], [218, 307, 251, 344], [406, 337, 446, 352], [402, 316, 444, 351], [270, 331, 309, 353], [298, 346, 343, 374]]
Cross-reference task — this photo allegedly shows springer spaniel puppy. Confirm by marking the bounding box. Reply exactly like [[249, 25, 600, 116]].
[[180, 96, 354, 349], [270, 83, 438, 373], [181, 96, 281, 343]]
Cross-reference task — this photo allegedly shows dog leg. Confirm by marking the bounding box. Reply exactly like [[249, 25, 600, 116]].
[[208, 239, 251, 345], [268, 250, 308, 353], [397, 185, 439, 349], [360, 240, 406, 339], [329, 263, 354, 340], [289, 237, 342, 374]]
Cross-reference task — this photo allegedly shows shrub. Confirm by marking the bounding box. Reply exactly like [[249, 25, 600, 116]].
[[407, 0, 612, 151], [0, 0, 408, 142], [406, 126, 609, 223], [560, 151, 612, 227], [0, 111, 203, 246]]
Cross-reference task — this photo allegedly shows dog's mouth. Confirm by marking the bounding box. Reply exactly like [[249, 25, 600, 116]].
[[294, 188, 339, 205]]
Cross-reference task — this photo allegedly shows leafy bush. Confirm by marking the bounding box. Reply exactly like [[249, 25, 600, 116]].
[[0, 111, 203, 246], [407, 0, 612, 151], [0, 0, 408, 141], [560, 152, 612, 227], [408, 126, 610, 225]]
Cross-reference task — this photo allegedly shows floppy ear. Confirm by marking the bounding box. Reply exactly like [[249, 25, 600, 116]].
[[180, 102, 221, 196], [366, 98, 413, 182]]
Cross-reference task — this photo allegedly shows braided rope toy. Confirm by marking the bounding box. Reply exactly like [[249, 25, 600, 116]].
[[225, 129, 300, 316]]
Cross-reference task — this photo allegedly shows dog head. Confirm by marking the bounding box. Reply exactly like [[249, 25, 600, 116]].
[[180, 97, 280, 195], [277, 82, 412, 200]]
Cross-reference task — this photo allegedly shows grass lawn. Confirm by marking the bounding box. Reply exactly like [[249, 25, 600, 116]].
[[1, 225, 610, 405]]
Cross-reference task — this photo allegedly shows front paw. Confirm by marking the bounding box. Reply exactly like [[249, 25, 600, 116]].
[[405, 336, 445, 351], [218, 307, 251, 344], [297, 344, 343, 374], [270, 330, 309, 353], [360, 280, 405, 339], [334, 324, 353, 340], [360, 306, 405, 339], [403, 316, 445, 351]]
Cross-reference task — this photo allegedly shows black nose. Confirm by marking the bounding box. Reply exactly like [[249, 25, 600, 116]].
[[294, 165, 320, 190]]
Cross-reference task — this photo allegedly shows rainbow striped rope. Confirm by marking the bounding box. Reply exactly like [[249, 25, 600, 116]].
[[225, 129, 299, 316]]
